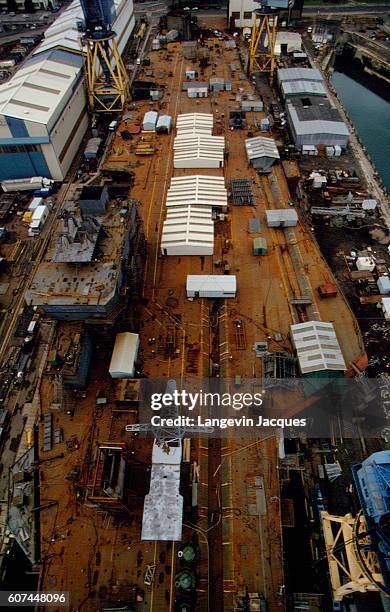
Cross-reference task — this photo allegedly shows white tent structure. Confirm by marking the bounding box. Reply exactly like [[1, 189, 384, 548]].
[[290, 321, 346, 375], [166, 176, 228, 210], [176, 113, 213, 135], [161, 206, 214, 256], [109, 332, 140, 378], [173, 134, 225, 168], [186, 275, 237, 298]]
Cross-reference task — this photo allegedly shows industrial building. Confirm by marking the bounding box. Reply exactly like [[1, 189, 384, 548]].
[[25, 199, 145, 321], [245, 136, 280, 172], [228, 0, 303, 29], [0, 0, 135, 182], [277, 68, 350, 148], [286, 97, 350, 148], [277, 67, 324, 85]]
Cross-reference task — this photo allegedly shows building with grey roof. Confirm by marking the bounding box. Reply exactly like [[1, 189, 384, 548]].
[[245, 136, 280, 172], [286, 97, 349, 148], [281, 80, 327, 100], [277, 67, 323, 85]]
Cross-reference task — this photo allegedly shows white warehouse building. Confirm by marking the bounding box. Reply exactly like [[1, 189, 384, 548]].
[[0, 0, 135, 182]]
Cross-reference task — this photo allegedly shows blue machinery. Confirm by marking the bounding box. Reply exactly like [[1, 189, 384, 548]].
[[321, 451, 390, 608], [247, 0, 291, 83], [78, 0, 129, 113]]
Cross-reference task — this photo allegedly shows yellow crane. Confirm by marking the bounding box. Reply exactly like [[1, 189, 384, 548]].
[[247, 0, 291, 83]]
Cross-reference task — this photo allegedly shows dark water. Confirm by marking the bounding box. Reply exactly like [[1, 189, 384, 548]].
[[331, 58, 390, 192]]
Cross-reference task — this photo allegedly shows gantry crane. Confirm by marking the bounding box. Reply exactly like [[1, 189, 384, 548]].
[[321, 450, 390, 610], [78, 0, 129, 114], [247, 0, 292, 83]]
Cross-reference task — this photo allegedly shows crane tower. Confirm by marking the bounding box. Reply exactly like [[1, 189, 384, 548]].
[[79, 0, 129, 113], [247, 0, 292, 83]]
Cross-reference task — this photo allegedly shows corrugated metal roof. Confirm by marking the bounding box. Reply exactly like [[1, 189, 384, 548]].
[[287, 103, 350, 137], [277, 67, 323, 83], [166, 175, 227, 208], [290, 321, 346, 374], [173, 134, 225, 167], [0, 50, 82, 126], [282, 80, 327, 98], [245, 136, 280, 161]]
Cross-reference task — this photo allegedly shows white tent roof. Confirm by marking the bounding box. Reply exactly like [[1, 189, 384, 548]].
[[290, 321, 346, 375], [245, 136, 280, 161], [186, 275, 236, 294], [109, 332, 139, 378], [277, 67, 323, 84], [176, 112, 213, 135], [161, 206, 214, 252], [173, 134, 225, 166], [166, 175, 227, 208], [174, 134, 224, 150]]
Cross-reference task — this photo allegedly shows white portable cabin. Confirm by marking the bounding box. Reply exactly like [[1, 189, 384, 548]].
[[143, 111, 158, 132], [380, 298, 390, 321], [186, 275, 237, 298], [356, 257, 375, 272], [109, 332, 140, 378], [173, 134, 225, 168], [188, 87, 208, 98], [166, 175, 228, 211], [161, 206, 214, 256], [377, 276, 390, 295]]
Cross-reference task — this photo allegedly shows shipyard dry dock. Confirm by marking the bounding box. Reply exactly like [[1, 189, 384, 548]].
[[33, 38, 367, 611]]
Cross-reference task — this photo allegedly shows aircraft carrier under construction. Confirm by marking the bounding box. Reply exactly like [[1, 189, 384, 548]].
[[0, 0, 390, 611]]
